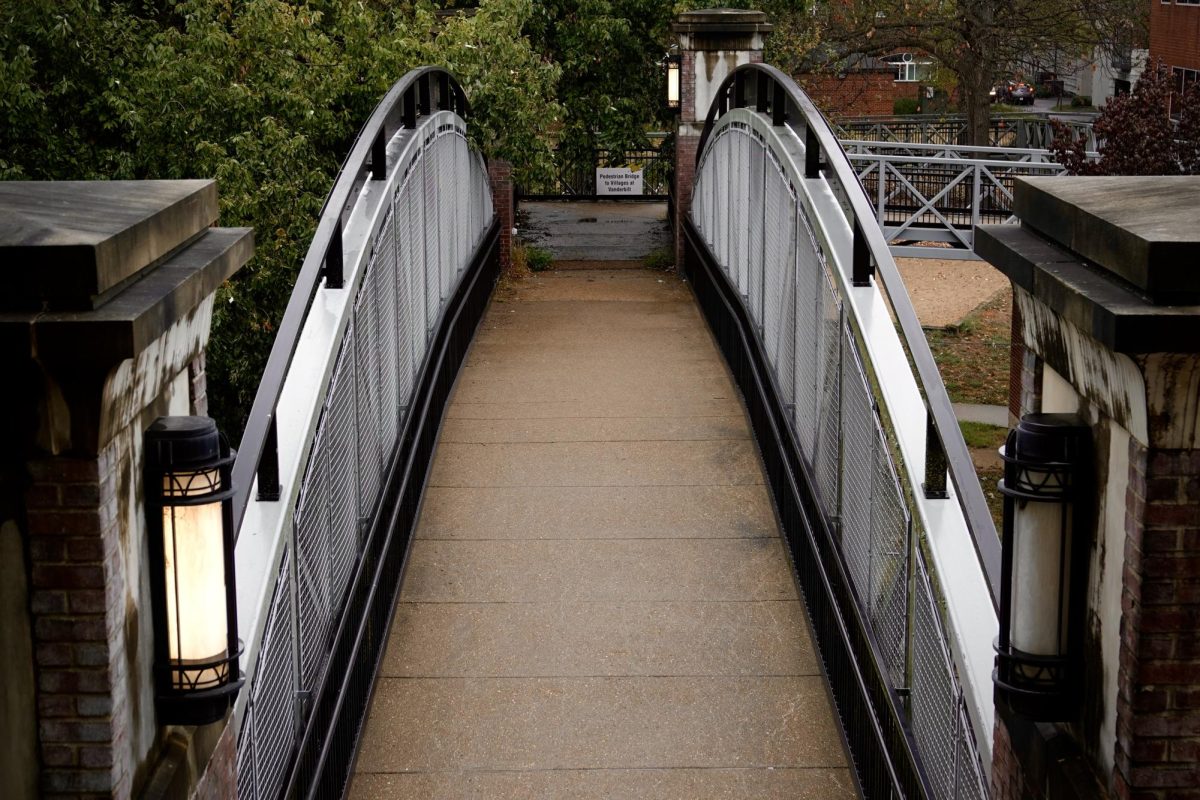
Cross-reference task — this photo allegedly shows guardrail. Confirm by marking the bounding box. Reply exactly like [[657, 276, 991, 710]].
[[689, 63, 999, 799], [834, 113, 1097, 151], [846, 151, 1065, 258], [231, 67, 497, 800], [841, 139, 1067, 163]]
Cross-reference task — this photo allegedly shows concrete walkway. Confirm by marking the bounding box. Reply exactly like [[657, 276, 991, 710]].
[[517, 201, 671, 264], [350, 269, 855, 799]]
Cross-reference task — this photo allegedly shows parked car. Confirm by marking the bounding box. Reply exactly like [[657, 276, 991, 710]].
[[1007, 82, 1035, 105]]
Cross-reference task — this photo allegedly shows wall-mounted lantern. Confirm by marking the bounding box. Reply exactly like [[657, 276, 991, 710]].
[[145, 416, 242, 725], [665, 49, 682, 111], [994, 413, 1091, 721]]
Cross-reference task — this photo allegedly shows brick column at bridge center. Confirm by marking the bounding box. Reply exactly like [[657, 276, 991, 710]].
[[0, 182, 252, 799], [671, 9, 772, 269], [976, 176, 1200, 799]]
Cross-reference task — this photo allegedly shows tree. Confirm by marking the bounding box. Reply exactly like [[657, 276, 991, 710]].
[[773, 0, 1146, 145], [1051, 61, 1200, 175], [0, 0, 560, 437]]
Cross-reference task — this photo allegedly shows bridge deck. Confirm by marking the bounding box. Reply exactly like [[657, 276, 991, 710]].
[[350, 268, 854, 799]]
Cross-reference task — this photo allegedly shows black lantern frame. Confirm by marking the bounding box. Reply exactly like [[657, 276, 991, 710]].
[[145, 416, 243, 725], [994, 413, 1091, 721], [664, 49, 682, 111]]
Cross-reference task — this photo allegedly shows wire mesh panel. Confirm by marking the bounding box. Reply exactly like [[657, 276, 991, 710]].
[[815, 265, 843, 511], [956, 702, 989, 800], [354, 282, 383, 525], [437, 133, 454, 302], [732, 127, 751, 298], [913, 550, 971, 799], [747, 134, 766, 327], [294, 420, 332, 687], [762, 154, 796, 405], [839, 328, 876, 603], [374, 205, 401, 453], [248, 550, 296, 799], [236, 718, 256, 800], [870, 419, 911, 689], [423, 133, 441, 328], [325, 333, 359, 616]]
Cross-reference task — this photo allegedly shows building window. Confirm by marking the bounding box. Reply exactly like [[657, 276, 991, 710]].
[[1177, 0, 1200, 6], [881, 53, 932, 82], [1173, 66, 1200, 95]]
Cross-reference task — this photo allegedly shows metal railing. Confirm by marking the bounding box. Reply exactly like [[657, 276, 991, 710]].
[[687, 64, 999, 799], [834, 113, 1097, 151], [519, 144, 672, 199], [841, 139, 1066, 163], [231, 67, 497, 800], [846, 151, 1065, 258]]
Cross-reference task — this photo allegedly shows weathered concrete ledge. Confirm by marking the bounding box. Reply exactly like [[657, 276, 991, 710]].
[[1011, 176, 1200, 303], [0, 227, 251, 365], [672, 8, 773, 48], [975, 224, 1200, 353], [0, 180, 219, 311]]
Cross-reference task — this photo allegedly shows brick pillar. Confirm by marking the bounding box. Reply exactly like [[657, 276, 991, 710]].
[[1113, 439, 1200, 798], [0, 181, 251, 799], [671, 9, 772, 270], [673, 134, 699, 268], [488, 158, 514, 274], [26, 450, 129, 796]]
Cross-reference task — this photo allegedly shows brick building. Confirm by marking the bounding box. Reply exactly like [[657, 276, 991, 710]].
[[798, 53, 927, 117], [1150, 0, 1200, 92]]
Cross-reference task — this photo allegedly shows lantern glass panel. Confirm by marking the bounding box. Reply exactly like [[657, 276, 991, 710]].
[[1010, 499, 1073, 665], [667, 64, 681, 107], [162, 468, 229, 688]]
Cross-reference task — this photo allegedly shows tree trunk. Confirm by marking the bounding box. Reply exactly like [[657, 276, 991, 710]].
[[964, 76, 993, 146], [959, 0, 998, 146]]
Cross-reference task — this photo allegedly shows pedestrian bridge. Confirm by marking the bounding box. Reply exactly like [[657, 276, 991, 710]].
[[230, 65, 999, 799]]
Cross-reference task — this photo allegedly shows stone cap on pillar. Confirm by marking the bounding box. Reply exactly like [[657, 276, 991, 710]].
[[672, 9, 773, 50], [976, 176, 1200, 353], [0, 181, 252, 365], [0, 180, 253, 454], [0, 180, 221, 311]]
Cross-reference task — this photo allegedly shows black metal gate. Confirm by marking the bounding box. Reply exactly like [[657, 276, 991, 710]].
[[519, 144, 673, 200]]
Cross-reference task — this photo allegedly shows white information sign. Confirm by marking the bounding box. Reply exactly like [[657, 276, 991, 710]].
[[596, 167, 644, 196]]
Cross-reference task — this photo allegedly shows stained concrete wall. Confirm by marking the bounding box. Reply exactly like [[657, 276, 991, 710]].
[[1042, 362, 1129, 775], [0, 518, 39, 800]]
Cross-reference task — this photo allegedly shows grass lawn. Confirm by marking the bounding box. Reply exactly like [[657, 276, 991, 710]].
[[925, 291, 1011, 406]]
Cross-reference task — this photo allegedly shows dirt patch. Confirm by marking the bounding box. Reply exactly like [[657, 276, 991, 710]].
[[552, 259, 646, 271], [926, 291, 1012, 406], [898, 256, 1009, 329]]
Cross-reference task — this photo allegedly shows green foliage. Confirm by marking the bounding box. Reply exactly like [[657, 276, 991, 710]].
[[643, 246, 674, 270], [893, 97, 920, 115], [524, 246, 554, 272], [1052, 61, 1200, 175], [1, 0, 559, 438], [523, 0, 673, 162]]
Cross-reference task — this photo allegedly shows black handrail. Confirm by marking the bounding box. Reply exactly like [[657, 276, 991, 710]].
[[693, 62, 1002, 607], [231, 67, 470, 537]]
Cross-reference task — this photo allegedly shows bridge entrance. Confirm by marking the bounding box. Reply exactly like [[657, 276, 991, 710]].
[[349, 265, 854, 798], [516, 199, 672, 269], [230, 60, 1001, 800]]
